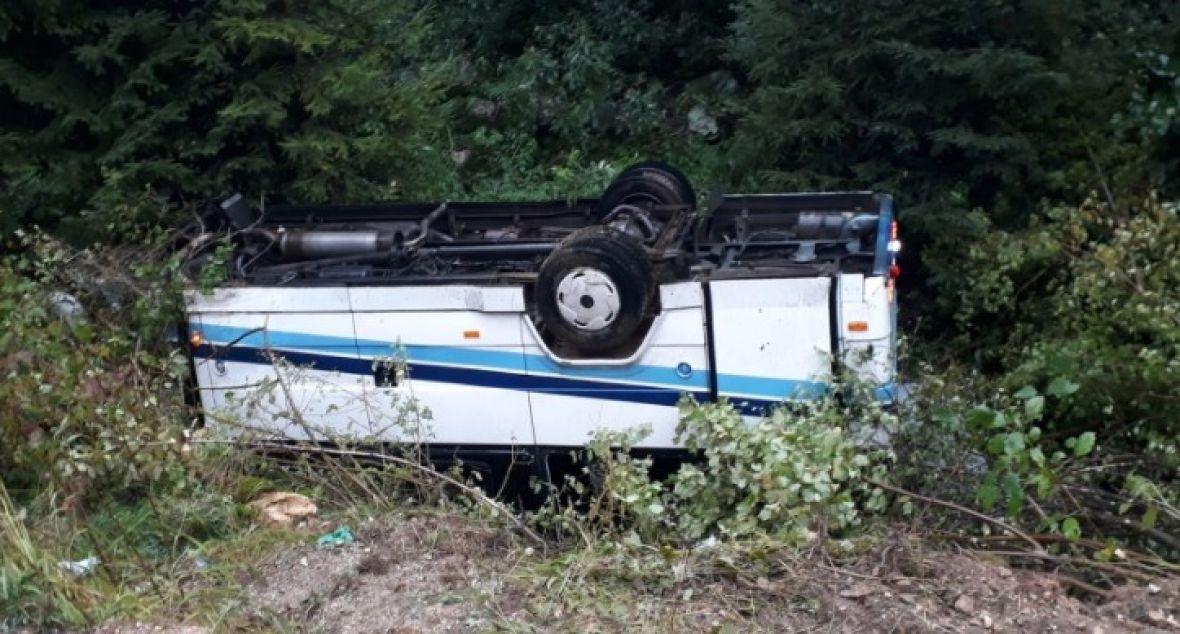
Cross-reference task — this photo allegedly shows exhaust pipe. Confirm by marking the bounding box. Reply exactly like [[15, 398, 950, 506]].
[[278, 230, 399, 260], [274, 203, 449, 260]]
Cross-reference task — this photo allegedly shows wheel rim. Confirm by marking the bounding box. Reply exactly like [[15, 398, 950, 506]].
[[555, 267, 620, 331]]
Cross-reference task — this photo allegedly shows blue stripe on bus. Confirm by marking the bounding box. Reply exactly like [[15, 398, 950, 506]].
[[191, 324, 878, 405], [194, 344, 702, 408], [191, 343, 898, 415], [197, 323, 709, 392], [716, 375, 828, 401]]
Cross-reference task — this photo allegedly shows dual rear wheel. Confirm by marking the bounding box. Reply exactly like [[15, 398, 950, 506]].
[[535, 162, 695, 354]]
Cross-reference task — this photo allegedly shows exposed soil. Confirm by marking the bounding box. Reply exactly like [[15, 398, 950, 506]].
[[96, 515, 1180, 633], [242, 514, 520, 632]]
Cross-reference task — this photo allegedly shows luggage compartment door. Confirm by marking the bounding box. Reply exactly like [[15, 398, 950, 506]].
[[836, 273, 897, 402], [349, 286, 535, 446], [186, 288, 370, 440], [709, 277, 832, 415], [525, 282, 710, 448]]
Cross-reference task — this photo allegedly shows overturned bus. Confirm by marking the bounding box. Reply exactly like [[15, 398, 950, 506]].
[[180, 162, 900, 483]]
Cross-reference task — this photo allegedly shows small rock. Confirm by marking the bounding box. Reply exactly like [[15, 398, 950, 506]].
[[954, 594, 975, 614], [1145, 608, 1169, 625]]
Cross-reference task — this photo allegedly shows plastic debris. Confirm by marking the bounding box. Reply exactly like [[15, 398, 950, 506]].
[[249, 491, 317, 527], [59, 556, 99, 576], [48, 291, 86, 323], [316, 526, 355, 548]]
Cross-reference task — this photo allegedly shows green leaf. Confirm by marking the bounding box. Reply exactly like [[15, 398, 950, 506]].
[[1003, 432, 1025, 455], [1140, 506, 1158, 530], [1014, 385, 1037, 399], [987, 433, 1007, 455], [1030, 472, 1052, 498], [1073, 431, 1096, 457], [977, 475, 999, 511], [966, 406, 998, 429], [1024, 395, 1044, 419], [1046, 377, 1080, 398], [1061, 517, 1081, 541], [1028, 447, 1045, 467], [1002, 471, 1024, 517]]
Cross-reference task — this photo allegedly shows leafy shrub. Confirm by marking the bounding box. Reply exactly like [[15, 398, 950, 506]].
[[1011, 198, 1180, 462], [923, 196, 1180, 464], [898, 195, 1180, 551], [541, 383, 895, 545], [0, 231, 189, 504]]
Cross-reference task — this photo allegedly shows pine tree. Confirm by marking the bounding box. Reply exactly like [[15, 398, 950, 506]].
[[0, 0, 451, 237], [724, 0, 1173, 219]]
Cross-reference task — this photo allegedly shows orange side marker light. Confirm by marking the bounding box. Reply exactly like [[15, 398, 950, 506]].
[[463, 330, 481, 339], [847, 321, 869, 332]]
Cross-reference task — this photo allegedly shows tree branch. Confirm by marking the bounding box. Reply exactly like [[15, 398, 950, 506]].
[[866, 478, 1045, 553]]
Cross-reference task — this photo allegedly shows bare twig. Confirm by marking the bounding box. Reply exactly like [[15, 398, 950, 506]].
[[1092, 512, 1180, 553], [934, 532, 1180, 572], [866, 478, 1045, 553], [1055, 574, 1113, 599], [977, 549, 1163, 583], [1084, 141, 1118, 213]]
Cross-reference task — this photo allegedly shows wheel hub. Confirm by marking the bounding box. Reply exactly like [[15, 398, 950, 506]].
[[555, 267, 620, 331]]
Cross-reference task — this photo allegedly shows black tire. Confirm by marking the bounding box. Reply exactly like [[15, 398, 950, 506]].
[[536, 226, 654, 354], [599, 161, 696, 217]]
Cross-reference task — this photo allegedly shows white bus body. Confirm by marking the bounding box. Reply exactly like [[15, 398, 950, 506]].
[[180, 164, 899, 485]]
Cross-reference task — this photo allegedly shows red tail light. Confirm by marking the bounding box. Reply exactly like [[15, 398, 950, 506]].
[[888, 220, 901, 253]]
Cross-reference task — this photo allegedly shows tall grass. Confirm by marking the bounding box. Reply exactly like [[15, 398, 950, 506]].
[[0, 480, 102, 628]]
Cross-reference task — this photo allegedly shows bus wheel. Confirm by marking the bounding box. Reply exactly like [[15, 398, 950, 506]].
[[536, 226, 654, 354], [599, 161, 696, 218]]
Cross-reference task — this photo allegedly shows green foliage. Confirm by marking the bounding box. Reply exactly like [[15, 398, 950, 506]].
[[929, 196, 1180, 464], [951, 385, 1094, 524], [670, 394, 894, 542], [1117, 51, 1180, 190], [2, 0, 1175, 244], [0, 0, 453, 238], [899, 211, 1180, 549], [540, 385, 895, 545], [430, 0, 733, 194], [0, 481, 101, 628], [725, 0, 1168, 207], [0, 231, 188, 501]]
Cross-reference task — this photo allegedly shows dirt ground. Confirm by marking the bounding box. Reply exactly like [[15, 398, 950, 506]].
[[98, 514, 1180, 633]]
